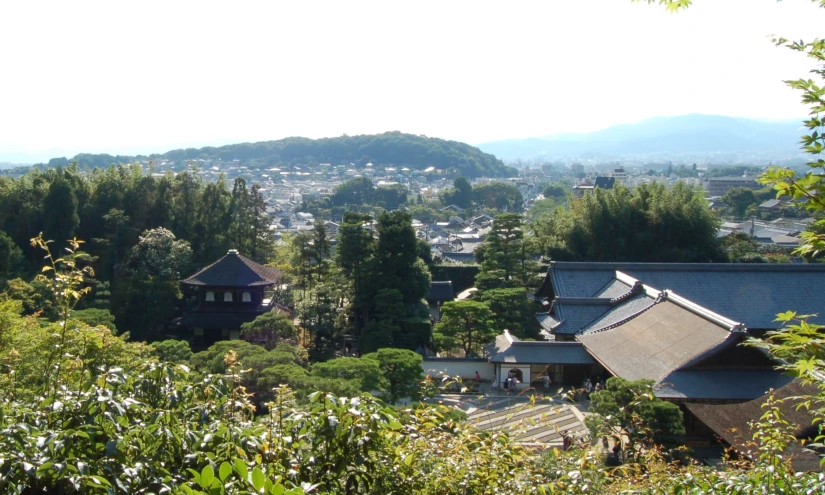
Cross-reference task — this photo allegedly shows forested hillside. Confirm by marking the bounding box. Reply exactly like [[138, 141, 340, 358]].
[[41, 132, 513, 178]]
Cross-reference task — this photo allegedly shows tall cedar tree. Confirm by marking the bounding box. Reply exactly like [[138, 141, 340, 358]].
[[475, 213, 537, 291], [335, 212, 375, 330]]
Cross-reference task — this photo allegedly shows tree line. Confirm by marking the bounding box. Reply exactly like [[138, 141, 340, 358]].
[[0, 164, 273, 340]]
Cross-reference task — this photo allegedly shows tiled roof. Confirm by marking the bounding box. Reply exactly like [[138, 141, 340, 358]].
[[487, 331, 594, 365], [592, 278, 632, 298], [686, 380, 822, 472], [541, 262, 825, 329], [536, 312, 561, 331], [553, 303, 611, 335], [578, 300, 740, 385], [580, 293, 657, 334], [655, 369, 792, 401], [490, 342, 595, 365], [182, 250, 282, 287]]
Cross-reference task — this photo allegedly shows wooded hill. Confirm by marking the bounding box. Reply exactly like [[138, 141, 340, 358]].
[[42, 132, 515, 178]]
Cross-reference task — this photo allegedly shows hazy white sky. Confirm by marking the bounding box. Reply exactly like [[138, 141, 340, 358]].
[[1, 0, 823, 162]]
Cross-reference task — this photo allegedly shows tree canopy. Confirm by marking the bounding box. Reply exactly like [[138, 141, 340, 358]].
[[36, 132, 514, 178], [533, 182, 726, 262]]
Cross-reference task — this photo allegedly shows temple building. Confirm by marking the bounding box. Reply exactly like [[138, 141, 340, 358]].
[[170, 249, 282, 348]]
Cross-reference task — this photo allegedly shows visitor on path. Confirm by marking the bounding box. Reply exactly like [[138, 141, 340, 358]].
[[543, 373, 551, 396]]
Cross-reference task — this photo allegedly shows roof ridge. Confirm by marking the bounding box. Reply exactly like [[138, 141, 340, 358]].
[[663, 290, 746, 333], [549, 261, 825, 272]]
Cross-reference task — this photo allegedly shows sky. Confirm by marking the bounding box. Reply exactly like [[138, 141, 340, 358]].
[[1, 0, 824, 163]]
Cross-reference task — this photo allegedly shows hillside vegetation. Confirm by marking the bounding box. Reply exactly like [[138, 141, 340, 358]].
[[43, 132, 514, 178]]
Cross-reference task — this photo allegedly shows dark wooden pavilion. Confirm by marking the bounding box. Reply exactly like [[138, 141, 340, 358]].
[[171, 249, 282, 348]]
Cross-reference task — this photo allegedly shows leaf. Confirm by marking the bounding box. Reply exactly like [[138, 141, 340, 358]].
[[201, 465, 214, 489], [252, 467, 266, 492], [234, 458, 248, 481], [219, 461, 232, 481]]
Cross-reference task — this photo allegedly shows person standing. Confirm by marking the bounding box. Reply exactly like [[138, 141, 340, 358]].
[[543, 373, 551, 396]]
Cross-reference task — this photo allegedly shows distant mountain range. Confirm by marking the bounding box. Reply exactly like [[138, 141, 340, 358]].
[[477, 114, 807, 161]]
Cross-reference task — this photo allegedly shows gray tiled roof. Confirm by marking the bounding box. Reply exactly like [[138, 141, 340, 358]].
[[536, 312, 560, 331], [686, 380, 822, 472], [580, 294, 657, 334], [182, 251, 282, 287], [440, 252, 475, 263], [579, 301, 738, 384], [592, 278, 632, 299], [489, 341, 594, 365], [553, 303, 611, 335], [655, 369, 792, 401], [541, 262, 825, 329]]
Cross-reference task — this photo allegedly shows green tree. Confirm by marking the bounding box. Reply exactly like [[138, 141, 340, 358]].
[[229, 177, 251, 254], [374, 211, 431, 305], [588, 377, 685, 445], [170, 170, 202, 243], [536, 182, 725, 262], [111, 228, 193, 340], [473, 182, 523, 211], [0, 230, 24, 279], [475, 213, 538, 291], [543, 183, 567, 199], [42, 172, 80, 255], [476, 287, 539, 340], [310, 356, 387, 394], [248, 183, 274, 263], [361, 288, 404, 353], [722, 187, 758, 218], [331, 177, 375, 206], [363, 347, 424, 404], [722, 232, 761, 262], [240, 311, 298, 350], [336, 212, 375, 331], [70, 308, 117, 332], [150, 339, 193, 363], [191, 176, 232, 265], [433, 300, 496, 357], [440, 176, 473, 208]]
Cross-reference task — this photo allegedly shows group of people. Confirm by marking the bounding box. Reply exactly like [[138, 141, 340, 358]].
[[582, 377, 605, 400], [503, 372, 520, 395]]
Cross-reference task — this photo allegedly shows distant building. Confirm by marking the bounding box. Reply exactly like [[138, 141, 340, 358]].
[[573, 176, 615, 197], [610, 166, 628, 182], [705, 176, 760, 196], [171, 249, 283, 349]]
